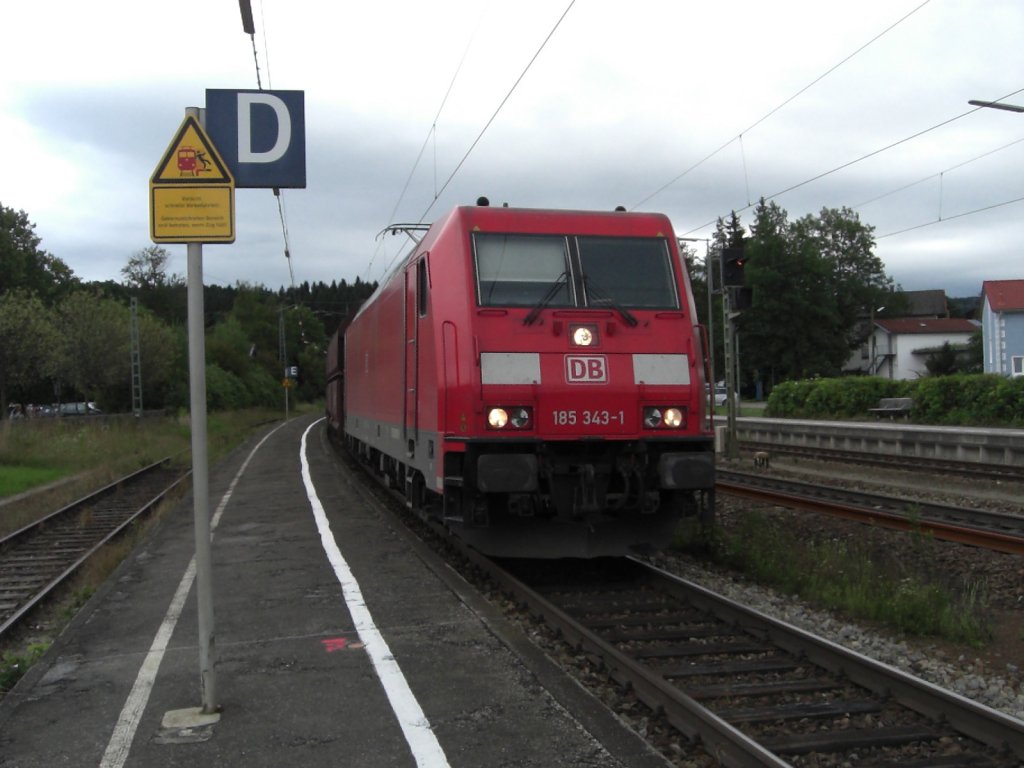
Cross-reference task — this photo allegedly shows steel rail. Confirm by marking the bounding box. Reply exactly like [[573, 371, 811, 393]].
[[738, 439, 1024, 483], [642, 558, 1024, 762], [716, 471, 1024, 555], [453, 541, 790, 767], [0, 459, 189, 640], [461, 548, 1024, 766], [0, 459, 172, 547], [344, 436, 1024, 765]]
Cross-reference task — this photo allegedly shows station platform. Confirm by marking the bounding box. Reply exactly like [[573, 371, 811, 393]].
[[0, 413, 669, 767]]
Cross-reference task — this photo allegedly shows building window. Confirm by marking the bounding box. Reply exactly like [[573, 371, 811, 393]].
[[1012, 356, 1024, 377]]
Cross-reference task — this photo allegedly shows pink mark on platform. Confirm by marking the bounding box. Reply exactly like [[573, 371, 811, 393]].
[[321, 637, 363, 653]]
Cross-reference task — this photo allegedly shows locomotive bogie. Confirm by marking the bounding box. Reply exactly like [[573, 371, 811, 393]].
[[331, 203, 716, 558]]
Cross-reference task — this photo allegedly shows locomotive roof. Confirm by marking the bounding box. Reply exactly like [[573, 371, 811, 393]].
[[438, 204, 674, 234], [352, 204, 679, 323], [412, 204, 675, 255]]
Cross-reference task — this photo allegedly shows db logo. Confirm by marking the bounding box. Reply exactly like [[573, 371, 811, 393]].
[[565, 355, 608, 383]]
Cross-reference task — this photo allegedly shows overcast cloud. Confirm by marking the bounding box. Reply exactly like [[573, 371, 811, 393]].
[[2, 0, 1022, 298]]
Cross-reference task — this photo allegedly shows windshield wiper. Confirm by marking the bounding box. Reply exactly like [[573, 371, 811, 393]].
[[583, 276, 638, 327], [523, 272, 568, 325]]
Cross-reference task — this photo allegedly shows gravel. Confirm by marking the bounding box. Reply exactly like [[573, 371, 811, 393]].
[[649, 548, 1024, 723], [647, 456, 1024, 725]]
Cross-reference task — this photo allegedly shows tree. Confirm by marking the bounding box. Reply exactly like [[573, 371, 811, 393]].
[[284, 303, 328, 400], [120, 245, 187, 326], [740, 199, 842, 384], [54, 291, 131, 405], [734, 200, 899, 389], [121, 245, 181, 290], [715, 211, 745, 251], [791, 206, 893, 348], [230, 286, 280, 371], [131, 308, 184, 411], [50, 289, 183, 411], [0, 290, 60, 419], [923, 342, 961, 377], [0, 204, 77, 301], [923, 334, 982, 377]]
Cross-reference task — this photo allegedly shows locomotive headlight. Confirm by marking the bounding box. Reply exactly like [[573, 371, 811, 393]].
[[663, 407, 684, 427], [488, 408, 509, 428], [509, 406, 532, 429], [487, 406, 533, 430], [643, 406, 686, 429], [570, 324, 598, 347], [643, 407, 664, 428]]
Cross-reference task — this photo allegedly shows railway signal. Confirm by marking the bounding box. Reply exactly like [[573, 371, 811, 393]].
[[722, 245, 746, 286]]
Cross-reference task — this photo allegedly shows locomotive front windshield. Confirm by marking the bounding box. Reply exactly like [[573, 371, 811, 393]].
[[475, 235, 573, 307], [474, 233, 679, 310]]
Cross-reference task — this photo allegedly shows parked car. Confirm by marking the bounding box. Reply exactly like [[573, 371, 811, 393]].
[[713, 386, 728, 407], [59, 402, 102, 416]]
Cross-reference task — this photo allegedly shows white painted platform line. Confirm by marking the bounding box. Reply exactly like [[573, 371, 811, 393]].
[[99, 422, 288, 768], [300, 419, 451, 768]]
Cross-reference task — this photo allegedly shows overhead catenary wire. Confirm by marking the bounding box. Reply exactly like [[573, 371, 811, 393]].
[[631, 0, 934, 211], [372, 1, 578, 282], [240, 1, 297, 294], [389, 22, 480, 226], [363, 18, 482, 283], [878, 194, 1024, 239], [853, 135, 1024, 210], [239, 0, 307, 347], [679, 86, 1024, 238], [416, 0, 577, 226]]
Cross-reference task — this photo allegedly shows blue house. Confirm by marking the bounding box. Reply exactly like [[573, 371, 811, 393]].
[[982, 280, 1024, 377]]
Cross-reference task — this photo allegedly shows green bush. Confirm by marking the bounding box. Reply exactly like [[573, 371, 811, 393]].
[[205, 363, 249, 411], [764, 374, 1024, 426], [242, 367, 283, 408]]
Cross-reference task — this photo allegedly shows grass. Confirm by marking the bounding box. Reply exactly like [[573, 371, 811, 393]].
[[0, 643, 49, 693], [0, 407, 290, 496], [675, 510, 992, 647], [0, 416, 188, 490], [0, 465, 68, 498]]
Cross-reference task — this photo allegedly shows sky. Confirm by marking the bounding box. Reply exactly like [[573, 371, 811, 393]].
[[2, 0, 1022, 299]]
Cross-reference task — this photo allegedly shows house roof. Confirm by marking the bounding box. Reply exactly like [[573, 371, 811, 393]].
[[903, 289, 948, 317], [982, 280, 1024, 312], [876, 317, 978, 335]]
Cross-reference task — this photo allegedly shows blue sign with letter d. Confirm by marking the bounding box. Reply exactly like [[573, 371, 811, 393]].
[[206, 89, 306, 189]]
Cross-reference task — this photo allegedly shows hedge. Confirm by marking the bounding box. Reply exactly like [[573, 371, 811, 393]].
[[764, 374, 1024, 427]]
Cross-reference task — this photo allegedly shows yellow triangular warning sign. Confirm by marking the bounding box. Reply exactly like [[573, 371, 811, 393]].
[[151, 116, 235, 185]]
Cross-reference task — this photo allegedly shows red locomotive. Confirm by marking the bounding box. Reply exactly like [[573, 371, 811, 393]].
[[327, 200, 715, 558]]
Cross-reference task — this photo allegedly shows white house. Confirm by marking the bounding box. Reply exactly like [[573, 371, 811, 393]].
[[861, 317, 978, 380], [981, 279, 1024, 377]]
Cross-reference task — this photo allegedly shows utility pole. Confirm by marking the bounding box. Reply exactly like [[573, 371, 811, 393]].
[[130, 297, 143, 417], [279, 307, 290, 420], [721, 244, 749, 460], [723, 289, 739, 459], [678, 237, 715, 393]]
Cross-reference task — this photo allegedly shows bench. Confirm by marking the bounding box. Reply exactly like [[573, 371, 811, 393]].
[[869, 397, 914, 419]]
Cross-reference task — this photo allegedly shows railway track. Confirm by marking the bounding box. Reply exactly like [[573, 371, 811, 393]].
[[717, 468, 1024, 555], [340, 433, 1024, 765], [0, 459, 188, 640], [476, 554, 1024, 768], [738, 441, 1024, 484]]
